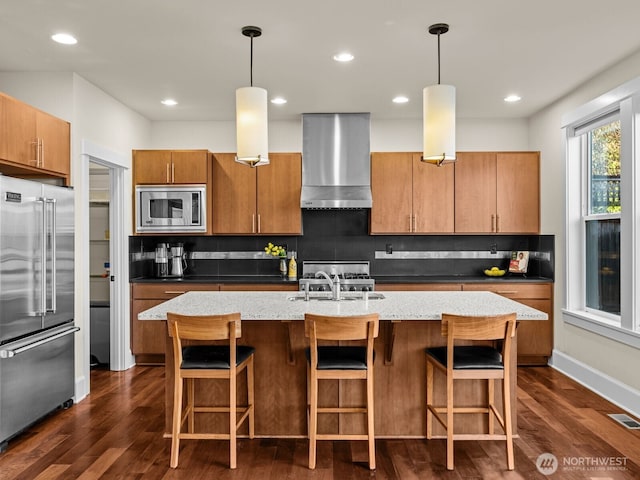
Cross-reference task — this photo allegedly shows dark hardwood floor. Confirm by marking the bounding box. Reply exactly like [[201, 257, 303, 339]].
[[1, 366, 639, 479]]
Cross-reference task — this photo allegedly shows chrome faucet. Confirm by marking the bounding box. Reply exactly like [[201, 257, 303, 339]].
[[315, 271, 341, 300]]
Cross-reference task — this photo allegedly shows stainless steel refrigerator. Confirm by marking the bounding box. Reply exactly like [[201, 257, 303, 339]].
[[0, 175, 77, 450]]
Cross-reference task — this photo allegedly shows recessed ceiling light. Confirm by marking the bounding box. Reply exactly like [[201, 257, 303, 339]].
[[393, 96, 409, 104], [333, 52, 354, 62], [51, 33, 77, 45], [270, 97, 287, 105], [161, 99, 178, 106], [504, 94, 522, 103]]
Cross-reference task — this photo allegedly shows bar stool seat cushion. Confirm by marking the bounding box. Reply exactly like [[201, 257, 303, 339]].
[[181, 345, 255, 369], [305, 346, 373, 370], [426, 345, 503, 370]]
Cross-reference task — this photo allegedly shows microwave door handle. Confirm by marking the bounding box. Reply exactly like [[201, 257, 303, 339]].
[[46, 198, 57, 313]]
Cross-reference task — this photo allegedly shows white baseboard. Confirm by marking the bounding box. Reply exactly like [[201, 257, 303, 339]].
[[550, 350, 640, 419], [74, 374, 88, 404]]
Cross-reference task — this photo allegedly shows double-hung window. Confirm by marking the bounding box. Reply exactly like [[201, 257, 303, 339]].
[[563, 77, 640, 347], [582, 116, 620, 318]]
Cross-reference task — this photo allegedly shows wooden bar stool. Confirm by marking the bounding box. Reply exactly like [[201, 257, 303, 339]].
[[166, 312, 255, 469], [304, 313, 379, 470], [425, 312, 517, 471]]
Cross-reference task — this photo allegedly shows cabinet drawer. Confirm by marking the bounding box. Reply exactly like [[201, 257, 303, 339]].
[[131, 283, 219, 300], [461, 283, 551, 299]]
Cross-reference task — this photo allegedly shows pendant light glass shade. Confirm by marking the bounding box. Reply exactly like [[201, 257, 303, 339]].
[[236, 86, 269, 167], [235, 26, 269, 167], [421, 23, 456, 167], [422, 83, 455, 165]]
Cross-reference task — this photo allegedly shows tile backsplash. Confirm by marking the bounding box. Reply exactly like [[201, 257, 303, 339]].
[[130, 210, 554, 280]]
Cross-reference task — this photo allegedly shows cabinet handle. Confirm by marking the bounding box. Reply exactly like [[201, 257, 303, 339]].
[[171, 163, 175, 183], [491, 214, 496, 232], [496, 290, 518, 295], [252, 214, 256, 233], [257, 214, 261, 233], [496, 214, 500, 232], [166, 164, 170, 183], [164, 291, 187, 295], [38, 138, 44, 167], [31, 139, 39, 166], [413, 215, 417, 232], [407, 215, 412, 232]]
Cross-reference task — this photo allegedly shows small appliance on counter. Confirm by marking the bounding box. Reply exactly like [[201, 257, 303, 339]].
[[154, 243, 169, 277], [154, 242, 188, 278], [170, 243, 187, 278]]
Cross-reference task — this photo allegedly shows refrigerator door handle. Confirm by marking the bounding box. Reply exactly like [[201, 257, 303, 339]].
[[0, 325, 79, 359], [37, 196, 47, 317], [46, 198, 57, 313]]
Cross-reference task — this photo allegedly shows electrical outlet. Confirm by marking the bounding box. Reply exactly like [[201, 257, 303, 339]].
[[386, 243, 393, 254], [490, 243, 497, 254]]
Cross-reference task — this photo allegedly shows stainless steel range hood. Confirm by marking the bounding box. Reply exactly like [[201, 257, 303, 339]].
[[301, 113, 372, 209]]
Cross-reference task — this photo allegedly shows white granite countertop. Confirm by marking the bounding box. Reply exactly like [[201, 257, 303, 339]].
[[138, 291, 548, 321]]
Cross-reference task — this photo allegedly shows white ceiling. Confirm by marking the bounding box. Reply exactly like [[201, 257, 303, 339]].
[[2, 0, 640, 122]]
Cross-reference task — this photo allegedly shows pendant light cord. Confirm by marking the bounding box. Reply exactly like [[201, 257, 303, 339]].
[[250, 34, 254, 87], [437, 32, 441, 85]]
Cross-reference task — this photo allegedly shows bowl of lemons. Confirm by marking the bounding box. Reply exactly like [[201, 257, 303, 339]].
[[484, 266, 506, 277]]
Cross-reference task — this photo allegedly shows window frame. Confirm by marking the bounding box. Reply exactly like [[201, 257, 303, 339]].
[[562, 77, 640, 349]]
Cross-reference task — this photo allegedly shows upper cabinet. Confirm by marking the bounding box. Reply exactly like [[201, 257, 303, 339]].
[[0, 92, 70, 182], [133, 150, 210, 185], [370, 152, 454, 234], [454, 152, 540, 234], [212, 152, 302, 234]]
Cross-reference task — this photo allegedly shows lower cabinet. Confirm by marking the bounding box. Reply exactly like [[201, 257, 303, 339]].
[[130, 282, 298, 364], [461, 283, 553, 365], [130, 283, 220, 364], [377, 282, 553, 365]]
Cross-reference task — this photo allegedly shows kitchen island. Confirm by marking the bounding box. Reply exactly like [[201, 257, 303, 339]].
[[139, 290, 547, 438]]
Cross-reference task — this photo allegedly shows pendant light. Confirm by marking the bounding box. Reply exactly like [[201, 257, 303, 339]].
[[422, 23, 456, 166], [236, 26, 269, 167]]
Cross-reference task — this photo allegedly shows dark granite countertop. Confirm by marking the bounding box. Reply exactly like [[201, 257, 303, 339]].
[[130, 274, 553, 284]]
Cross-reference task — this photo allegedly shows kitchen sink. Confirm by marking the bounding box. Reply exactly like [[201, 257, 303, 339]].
[[287, 292, 385, 302]]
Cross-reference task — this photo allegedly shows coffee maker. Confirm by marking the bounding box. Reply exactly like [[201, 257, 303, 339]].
[[154, 243, 169, 278], [170, 243, 187, 277]]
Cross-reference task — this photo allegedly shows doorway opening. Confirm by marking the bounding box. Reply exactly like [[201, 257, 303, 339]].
[[79, 140, 133, 403], [89, 163, 111, 369]]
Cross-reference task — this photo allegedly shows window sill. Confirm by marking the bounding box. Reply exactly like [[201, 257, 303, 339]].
[[562, 309, 640, 350]]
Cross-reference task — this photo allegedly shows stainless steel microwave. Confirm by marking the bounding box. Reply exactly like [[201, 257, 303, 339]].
[[135, 185, 206, 233]]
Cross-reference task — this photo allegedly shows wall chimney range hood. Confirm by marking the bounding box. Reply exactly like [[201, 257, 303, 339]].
[[301, 113, 372, 209]]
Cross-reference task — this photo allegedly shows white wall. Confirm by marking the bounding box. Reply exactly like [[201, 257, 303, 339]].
[[1, 73, 151, 400], [529, 49, 640, 393], [150, 117, 530, 152]]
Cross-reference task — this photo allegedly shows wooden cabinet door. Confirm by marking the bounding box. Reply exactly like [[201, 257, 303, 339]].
[[454, 152, 497, 233], [171, 150, 209, 184], [370, 152, 413, 233], [36, 110, 70, 176], [514, 298, 552, 363], [212, 153, 257, 233], [256, 153, 302, 234], [133, 150, 172, 184], [412, 153, 455, 233], [462, 282, 552, 364], [1, 94, 37, 166], [131, 298, 167, 355], [496, 152, 540, 233]]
